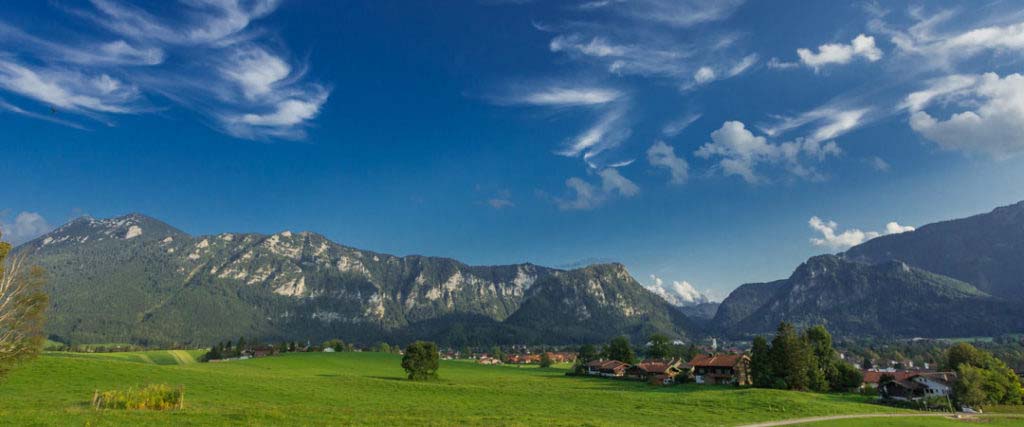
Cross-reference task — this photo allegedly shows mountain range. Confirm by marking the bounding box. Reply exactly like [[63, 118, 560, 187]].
[[14, 214, 687, 346], [12, 200, 1024, 346]]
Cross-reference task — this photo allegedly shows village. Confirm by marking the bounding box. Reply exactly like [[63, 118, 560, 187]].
[[194, 328, 1023, 412]]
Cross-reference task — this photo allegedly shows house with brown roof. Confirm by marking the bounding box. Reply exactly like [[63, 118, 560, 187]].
[[507, 354, 542, 364], [585, 360, 630, 377], [546, 352, 577, 364], [626, 358, 685, 383], [880, 372, 957, 402], [688, 354, 751, 386], [478, 356, 502, 365]]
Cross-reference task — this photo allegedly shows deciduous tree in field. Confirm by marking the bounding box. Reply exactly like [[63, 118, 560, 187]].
[[646, 334, 671, 360], [0, 234, 48, 380], [402, 341, 439, 381], [945, 343, 1023, 407], [539, 352, 552, 368], [604, 336, 635, 364], [573, 344, 599, 374]]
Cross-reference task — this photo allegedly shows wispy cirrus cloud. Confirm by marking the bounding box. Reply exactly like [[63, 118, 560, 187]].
[[0, 0, 329, 140], [0, 61, 142, 114], [498, 85, 622, 107], [557, 107, 630, 160], [499, 0, 754, 209]]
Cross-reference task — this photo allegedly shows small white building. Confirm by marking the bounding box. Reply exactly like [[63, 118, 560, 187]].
[[323, 347, 336, 353]]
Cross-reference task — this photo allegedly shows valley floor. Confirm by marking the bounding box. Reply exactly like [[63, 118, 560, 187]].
[[0, 352, 1019, 426]]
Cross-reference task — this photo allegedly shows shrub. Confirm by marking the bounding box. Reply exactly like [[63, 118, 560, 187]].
[[92, 384, 184, 410]]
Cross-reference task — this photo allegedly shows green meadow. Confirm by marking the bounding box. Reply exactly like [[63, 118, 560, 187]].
[[0, 351, 1020, 426]]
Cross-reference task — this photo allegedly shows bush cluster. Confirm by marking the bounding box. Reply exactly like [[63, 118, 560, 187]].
[[92, 384, 184, 410]]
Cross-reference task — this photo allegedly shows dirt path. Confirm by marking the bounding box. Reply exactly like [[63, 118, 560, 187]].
[[737, 413, 952, 426]]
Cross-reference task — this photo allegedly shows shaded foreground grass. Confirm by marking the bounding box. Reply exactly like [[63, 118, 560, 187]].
[[0, 351, 919, 426]]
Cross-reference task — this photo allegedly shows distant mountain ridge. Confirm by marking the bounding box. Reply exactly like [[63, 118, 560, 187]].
[[15, 214, 690, 346], [712, 201, 1024, 338], [843, 201, 1024, 300]]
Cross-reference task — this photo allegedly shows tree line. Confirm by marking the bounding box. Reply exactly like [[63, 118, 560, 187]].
[[749, 323, 863, 392]]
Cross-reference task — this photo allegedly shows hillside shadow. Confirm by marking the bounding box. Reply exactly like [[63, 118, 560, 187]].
[[547, 375, 743, 394], [367, 376, 406, 382]]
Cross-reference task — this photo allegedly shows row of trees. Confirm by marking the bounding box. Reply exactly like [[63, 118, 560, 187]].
[[572, 334, 703, 374], [203, 337, 262, 360], [750, 323, 862, 392]]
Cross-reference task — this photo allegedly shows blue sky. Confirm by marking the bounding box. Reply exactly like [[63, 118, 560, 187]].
[[3, 1, 1024, 302]]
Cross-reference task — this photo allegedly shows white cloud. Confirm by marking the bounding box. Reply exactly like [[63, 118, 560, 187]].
[[696, 121, 840, 183], [509, 86, 622, 106], [885, 221, 915, 234], [881, 13, 1024, 67], [767, 57, 799, 70], [556, 177, 600, 210], [599, 168, 639, 196], [225, 89, 329, 139], [557, 108, 630, 159], [727, 54, 758, 77], [870, 156, 891, 172], [0, 22, 165, 66], [646, 141, 688, 185], [763, 106, 870, 144], [486, 190, 514, 209], [662, 113, 700, 137], [808, 109, 868, 143], [0, 1, 327, 140], [808, 216, 914, 250], [797, 34, 883, 70], [693, 66, 716, 84], [618, 0, 744, 28], [906, 72, 1024, 158], [695, 121, 775, 183], [86, 0, 280, 45], [488, 198, 514, 209], [0, 60, 140, 114], [0, 211, 53, 246], [544, 1, 753, 88], [221, 47, 291, 100], [646, 274, 712, 306], [550, 34, 626, 57], [555, 168, 638, 210]]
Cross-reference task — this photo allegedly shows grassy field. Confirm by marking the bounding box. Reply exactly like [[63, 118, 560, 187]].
[[0, 351, 1019, 426], [792, 415, 1024, 426]]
